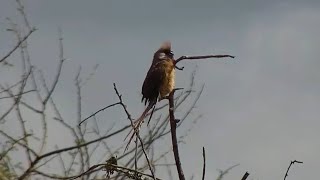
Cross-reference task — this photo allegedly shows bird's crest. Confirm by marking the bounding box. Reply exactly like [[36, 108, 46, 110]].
[[159, 41, 171, 51]]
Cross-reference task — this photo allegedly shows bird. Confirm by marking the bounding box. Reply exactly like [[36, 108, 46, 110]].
[[142, 41, 175, 107], [124, 41, 176, 149]]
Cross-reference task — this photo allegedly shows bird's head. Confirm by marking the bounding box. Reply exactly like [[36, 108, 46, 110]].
[[154, 41, 174, 61]]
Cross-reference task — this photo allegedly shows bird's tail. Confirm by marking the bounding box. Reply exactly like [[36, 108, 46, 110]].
[[124, 102, 155, 152]]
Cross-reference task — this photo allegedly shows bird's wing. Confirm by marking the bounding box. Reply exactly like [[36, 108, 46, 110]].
[[141, 61, 166, 106]]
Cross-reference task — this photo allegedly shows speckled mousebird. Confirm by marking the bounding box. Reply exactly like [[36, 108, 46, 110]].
[[125, 41, 175, 147], [142, 41, 175, 106]]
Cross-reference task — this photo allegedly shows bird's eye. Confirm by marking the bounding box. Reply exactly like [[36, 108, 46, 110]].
[[158, 52, 166, 59], [169, 51, 174, 56]]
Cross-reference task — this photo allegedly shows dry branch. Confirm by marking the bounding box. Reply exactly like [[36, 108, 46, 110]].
[[202, 147, 206, 180], [113, 83, 156, 180], [283, 160, 303, 180], [174, 54, 235, 70], [0, 28, 36, 63], [241, 172, 249, 180], [167, 88, 185, 180]]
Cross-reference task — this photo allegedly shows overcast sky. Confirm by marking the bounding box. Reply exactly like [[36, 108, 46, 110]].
[[1, 0, 320, 179]]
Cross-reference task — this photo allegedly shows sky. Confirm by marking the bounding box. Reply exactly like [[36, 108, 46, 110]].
[[1, 0, 320, 179]]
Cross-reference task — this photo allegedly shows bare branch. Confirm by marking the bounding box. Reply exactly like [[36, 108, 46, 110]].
[[216, 164, 239, 180], [42, 28, 66, 105], [0, 28, 36, 63], [64, 163, 162, 180], [202, 147, 206, 180], [0, 89, 35, 99], [0, 134, 32, 161], [284, 160, 303, 180], [167, 88, 185, 180], [241, 172, 249, 180], [79, 102, 121, 125], [113, 83, 156, 180], [17, 124, 130, 180]]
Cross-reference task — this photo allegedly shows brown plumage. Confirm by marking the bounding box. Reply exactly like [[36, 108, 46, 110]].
[[124, 41, 176, 150], [142, 41, 175, 106]]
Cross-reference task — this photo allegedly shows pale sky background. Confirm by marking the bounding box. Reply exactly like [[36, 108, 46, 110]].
[[1, 0, 320, 180]]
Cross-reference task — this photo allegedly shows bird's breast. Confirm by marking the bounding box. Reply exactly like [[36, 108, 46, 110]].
[[159, 60, 175, 98]]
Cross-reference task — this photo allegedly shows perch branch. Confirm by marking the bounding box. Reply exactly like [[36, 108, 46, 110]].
[[174, 54, 234, 70], [113, 83, 156, 180], [167, 88, 185, 180]]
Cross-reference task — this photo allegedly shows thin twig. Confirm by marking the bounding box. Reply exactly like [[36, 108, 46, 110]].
[[0, 134, 32, 161], [113, 83, 156, 180], [16, 0, 32, 31], [202, 147, 206, 180], [0, 89, 35, 99], [174, 54, 234, 70], [175, 54, 234, 64], [134, 136, 138, 172], [79, 102, 121, 125], [0, 131, 37, 158], [17, 124, 131, 180], [42, 28, 66, 105], [241, 172, 249, 180], [284, 160, 303, 180], [68, 163, 162, 180], [55, 145, 67, 176], [0, 28, 36, 63], [216, 164, 239, 180]]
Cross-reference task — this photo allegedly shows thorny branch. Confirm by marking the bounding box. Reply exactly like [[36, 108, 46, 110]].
[[0, 28, 36, 63], [79, 102, 121, 125], [45, 163, 162, 180], [17, 124, 131, 180], [174, 54, 235, 70], [216, 164, 239, 180], [113, 83, 156, 180]]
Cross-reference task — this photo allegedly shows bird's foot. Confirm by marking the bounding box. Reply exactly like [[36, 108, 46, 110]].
[[175, 65, 184, 71]]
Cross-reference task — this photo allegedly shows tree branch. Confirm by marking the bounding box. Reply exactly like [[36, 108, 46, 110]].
[[0, 28, 36, 63], [168, 89, 185, 180], [202, 147, 206, 180], [284, 160, 303, 180], [174, 54, 234, 70], [241, 172, 249, 180]]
